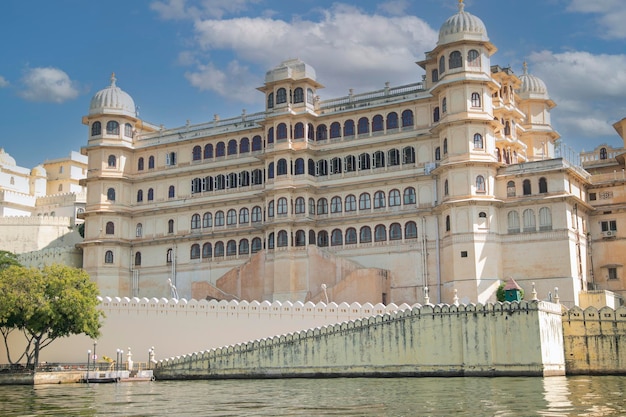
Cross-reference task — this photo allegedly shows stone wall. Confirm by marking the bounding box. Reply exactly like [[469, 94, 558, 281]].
[[154, 301, 565, 379]]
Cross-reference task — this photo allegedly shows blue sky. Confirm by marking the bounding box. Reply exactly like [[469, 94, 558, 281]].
[[1, 0, 625, 168]]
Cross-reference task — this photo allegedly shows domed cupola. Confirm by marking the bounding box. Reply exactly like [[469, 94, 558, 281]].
[[0, 148, 17, 167], [31, 164, 47, 177], [518, 62, 549, 97], [89, 73, 136, 118], [438, 0, 489, 46]]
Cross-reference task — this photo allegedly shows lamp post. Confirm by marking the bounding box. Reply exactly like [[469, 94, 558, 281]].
[[148, 347, 152, 370], [87, 349, 91, 383], [93, 341, 98, 372]]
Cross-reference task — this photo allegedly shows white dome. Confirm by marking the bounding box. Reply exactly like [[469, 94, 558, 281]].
[[438, 1, 488, 46], [265, 59, 317, 84], [518, 62, 548, 95], [31, 164, 47, 177], [89, 73, 136, 117], [0, 148, 16, 166]]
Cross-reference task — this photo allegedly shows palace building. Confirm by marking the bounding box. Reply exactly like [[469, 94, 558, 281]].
[[80, 2, 610, 307]]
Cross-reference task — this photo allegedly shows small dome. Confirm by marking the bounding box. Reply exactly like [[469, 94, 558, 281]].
[[0, 148, 16, 167], [89, 73, 136, 117], [31, 164, 47, 177], [265, 59, 317, 84], [438, 1, 488, 46], [518, 62, 548, 95]]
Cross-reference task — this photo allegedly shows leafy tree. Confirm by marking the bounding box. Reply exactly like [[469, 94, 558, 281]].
[[0, 250, 20, 270], [0, 264, 103, 367]]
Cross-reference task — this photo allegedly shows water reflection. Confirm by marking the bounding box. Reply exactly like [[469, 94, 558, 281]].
[[0, 376, 625, 416]]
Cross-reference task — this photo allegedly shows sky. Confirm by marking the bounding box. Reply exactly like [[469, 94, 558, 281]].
[[1, 0, 625, 168]]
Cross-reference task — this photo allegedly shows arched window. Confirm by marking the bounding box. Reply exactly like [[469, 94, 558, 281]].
[[330, 122, 341, 139], [523, 209, 536, 232], [405, 221, 418, 239], [190, 244, 201, 259], [277, 197, 288, 215], [401, 110, 414, 128], [507, 181, 516, 197], [473, 133, 484, 149], [276, 88, 287, 104], [442, 97, 447, 113], [105, 221, 114, 235], [345, 195, 356, 212], [168, 185, 175, 198], [268, 162, 274, 179], [226, 209, 237, 226], [449, 51, 462, 69], [317, 230, 329, 247], [389, 223, 402, 240], [168, 219, 174, 234], [432, 69, 439, 83], [317, 198, 328, 215], [277, 159, 288, 176], [108, 155, 116, 168], [134, 252, 142, 266], [295, 230, 306, 247], [360, 226, 372, 243], [202, 243, 212, 258], [357, 117, 369, 135], [439, 55, 445, 74], [204, 144, 213, 159], [294, 123, 304, 139], [277, 123, 288, 140], [240, 171, 249, 187], [105, 250, 114, 264], [203, 212, 212, 228], [239, 208, 249, 224], [388, 148, 400, 166], [359, 153, 371, 170], [539, 207, 552, 231], [359, 193, 371, 210], [523, 179, 532, 195], [147, 188, 154, 201], [166, 248, 173, 263], [476, 175, 486, 193], [267, 232, 275, 249], [215, 242, 225, 257], [191, 178, 202, 194], [307, 123, 314, 141], [227, 240, 237, 255], [468, 49, 481, 67], [91, 121, 101, 136], [344, 120, 355, 137], [389, 189, 401, 207], [295, 158, 305, 175], [446, 215, 451, 232], [471, 92, 481, 107], [252, 169, 263, 185], [267, 92, 274, 108], [240, 137, 250, 153], [433, 107, 440, 122], [403, 187, 416, 205], [331, 196, 342, 213], [252, 206, 262, 223], [330, 157, 342, 174], [191, 214, 201, 229], [228, 139, 237, 155], [539, 177, 548, 194], [435, 147, 441, 161], [148, 156, 155, 169], [137, 190, 143, 202], [386, 112, 398, 130], [138, 157, 144, 171], [252, 136, 262, 151], [331, 229, 343, 246], [345, 228, 357, 244], [295, 197, 305, 214], [267, 201, 274, 218], [600, 147, 608, 160], [372, 115, 384, 132], [345, 155, 356, 172], [216, 142, 225, 157], [317, 159, 327, 176], [374, 191, 386, 209], [444, 179, 449, 196], [215, 211, 225, 226], [106, 121, 119, 135], [316, 124, 327, 141], [192, 146, 202, 161], [107, 188, 116, 201], [277, 230, 288, 247], [374, 224, 387, 242], [443, 138, 448, 154], [136, 223, 143, 237], [504, 121, 511, 136], [239, 239, 250, 255], [293, 87, 304, 103], [251, 237, 262, 253]]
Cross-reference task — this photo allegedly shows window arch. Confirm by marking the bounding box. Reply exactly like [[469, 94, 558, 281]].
[[435, 147, 441, 161], [277, 123, 288, 140], [105, 221, 114, 235], [276, 88, 287, 104], [507, 211, 520, 233], [148, 188, 154, 201], [216, 141, 226, 157], [473, 133, 484, 149], [359, 193, 371, 210], [443, 138, 448, 154], [360, 226, 372, 243], [277, 197, 288, 215], [277, 158, 288, 176], [168, 219, 174, 234], [316, 124, 327, 141], [202, 243, 212, 258], [239, 239, 250, 255], [345, 195, 356, 212], [445, 215, 450, 232], [105, 250, 114, 264], [215, 241, 225, 257], [134, 252, 142, 266], [600, 147, 608, 160], [374, 224, 387, 242], [444, 179, 449, 196], [389, 189, 401, 207], [295, 158, 305, 175], [148, 156, 155, 169], [138, 157, 144, 171], [252, 206, 262, 223], [405, 221, 418, 239], [388, 149, 400, 166], [215, 210, 226, 226], [203, 212, 212, 228], [389, 223, 402, 240], [439, 55, 445, 74], [267, 201, 274, 217], [239, 208, 249, 224], [228, 139, 237, 155], [330, 122, 341, 139], [204, 144, 213, 159], [523, 179, 532, 195], [317, 230, 329, 247], [166, 248, 173, 263], [507, 181, 516, 197], [344, 120, 355, 137], [240, 137, 250, 154], [523, 209, 536, 232], [372, 115, 384, 132], [386, 112, 398, 130], [331, 196, 342, 213], [295, 197, 305, 214], [433, 107, 440, 122], [373, 151, 385, 168], [294, 123, 304, 139], [268, 163, 274, 179], [345, 228, 357, 245], [192, 146, 202, 161], [539, 177, 548, 194], [432, 69, 439, 83], [136, 223, 143, 237], [468, 49, 481, 67], [471, 92, 481, 108], [293, 87, 304, 103], [449, 51, 462, 69], [227, 240, 237, 255], [539, 207, 552, 231], [137, 190, 143, 202], [252, 136, 262, 151], [359, 153, 371, 170], [317, 198, 328, 215], [91, 121, 101, 136], [401, 110, 414, 128], [267, 92, 274, 108], [107, 188, 116, 201], [476, 175, 486, 193], [357, 117, 369, 135], [106, 121, 119, 135], [403, 187, 416, 205], [227, 209, 237, 226], [331, 229, 343, 246], [295, 230, 306, 247], [251, 237, 262, 253], [190, 244, 201, 259], [442, 97, 447, 113], [108, 154, 116, 168], [168, 185, 175, 198], [374, 191, 386, 209]]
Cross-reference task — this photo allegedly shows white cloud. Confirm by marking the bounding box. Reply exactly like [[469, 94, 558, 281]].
[[0, 76, 8, 88], [567, 0, 626, 39], [377, 0, 410, 16], [185, 60, 257, 103], [189, 4, 437, 98], [18, 67, 80, 103], [151, 0, 260, 20], [528, 50, 626, 139]]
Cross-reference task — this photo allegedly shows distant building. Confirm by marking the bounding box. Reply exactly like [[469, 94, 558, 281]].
[[0, 148, 86, 267], [80, 2, 608, 307]]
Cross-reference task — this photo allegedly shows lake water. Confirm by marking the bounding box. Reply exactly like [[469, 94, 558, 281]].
[[0, 376, 624, 416]]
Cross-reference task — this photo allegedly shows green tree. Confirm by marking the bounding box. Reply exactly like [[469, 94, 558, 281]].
[[0, 250, 20, 270], [0, 264, 103, 367]]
